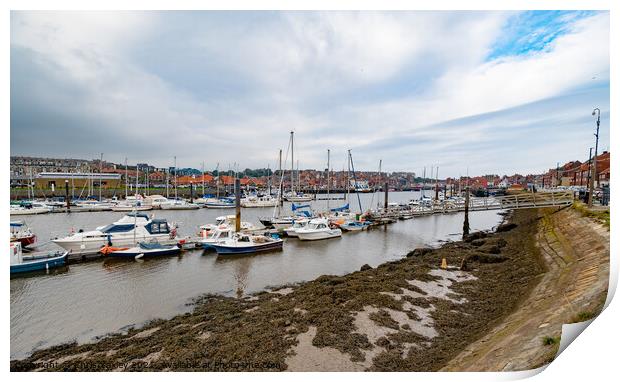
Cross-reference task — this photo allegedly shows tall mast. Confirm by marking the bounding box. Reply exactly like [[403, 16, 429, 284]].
[[202, 161, 205, 196], [422, 167, 426, 199], [327, 149, 330, 211], [135, 163, 139, 198], [99, 153, 103, 201], [348, 150, 363, 214], [165, 168, 169, 198], [435, 166, 439, 200], [346, 153, 351, 205], [124, 158, 128, 199], [215, 162, 220, 199], [378, 159, 382, 193], [290, 131, 295, 194], [267, 164, 271, 195], [278, 149, 282, 199], [174, 156, 178, 200], [146, 166, 149, 196]]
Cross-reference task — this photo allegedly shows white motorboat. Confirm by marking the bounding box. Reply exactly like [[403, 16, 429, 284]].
[[198, 215, 257, 238], [143, 195, 171, 209], [10, 202, 52, 215], [204, 198, 236, 208], [74, 200, 115, 211], [241, 194, 278, 208], [199, 225, 235, 249], [210, 233, 283, 255], [284, 193, 314, 202], [296, 218, 342, 241], [283, 218, 310, 237], [160, 199, 200, 210], [112, 203, 152, 212], [52, 213, 176, 255]]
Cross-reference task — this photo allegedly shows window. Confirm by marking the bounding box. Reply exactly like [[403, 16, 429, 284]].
[[151, 224, 160, 233]]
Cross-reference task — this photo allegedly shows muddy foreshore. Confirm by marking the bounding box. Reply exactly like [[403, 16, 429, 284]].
[[11, 209, 545, 372]]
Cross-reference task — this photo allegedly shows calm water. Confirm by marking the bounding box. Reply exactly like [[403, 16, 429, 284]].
[[10, 191, 503, 359]]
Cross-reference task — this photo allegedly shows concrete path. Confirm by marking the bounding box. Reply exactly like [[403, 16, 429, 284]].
[[442, 207, 609, 371]]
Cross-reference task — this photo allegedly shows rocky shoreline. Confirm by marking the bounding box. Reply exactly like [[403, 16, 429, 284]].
[[12, 208, 546, 372]]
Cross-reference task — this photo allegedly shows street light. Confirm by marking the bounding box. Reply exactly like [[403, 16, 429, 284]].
[[588, 108, 601, 207]]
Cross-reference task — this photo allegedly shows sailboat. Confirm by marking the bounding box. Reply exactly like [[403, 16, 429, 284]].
[[113, 162, 152, 211], [159, 156, 200, 210]]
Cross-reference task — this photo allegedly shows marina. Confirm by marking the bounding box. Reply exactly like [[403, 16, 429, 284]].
[[8, 8, 612, 374], [10, 191, 505, 360]]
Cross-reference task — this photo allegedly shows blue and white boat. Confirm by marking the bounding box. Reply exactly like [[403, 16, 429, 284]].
[[259, 203, 314, 229], [10, 242, 68, 274], [52, 213, 176, 255], [339, 221, 371, 232], [210, 233, 283, 255], [102, 242, 181, 259], [204, 198, 235, 209]]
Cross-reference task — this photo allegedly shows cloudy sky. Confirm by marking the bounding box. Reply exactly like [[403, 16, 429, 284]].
[[10, 10, 609, 176]]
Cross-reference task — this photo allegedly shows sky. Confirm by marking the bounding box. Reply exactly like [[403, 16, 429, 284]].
[[10, 10, 610, 177]]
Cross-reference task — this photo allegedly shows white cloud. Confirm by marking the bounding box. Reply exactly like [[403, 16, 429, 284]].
[[10, 11, 610, 176]]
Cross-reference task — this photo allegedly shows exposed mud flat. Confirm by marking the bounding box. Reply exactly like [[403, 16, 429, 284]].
[[11, 209, 545, 372]]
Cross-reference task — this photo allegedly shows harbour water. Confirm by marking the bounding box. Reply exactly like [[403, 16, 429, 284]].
[[10, 191, 504, 360]]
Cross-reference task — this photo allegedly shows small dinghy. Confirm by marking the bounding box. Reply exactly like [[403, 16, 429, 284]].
[[10, 242, 68, 274], [210, 233, 283, 255], [101, 242, 181, 259], [339, 221, 370, 232]]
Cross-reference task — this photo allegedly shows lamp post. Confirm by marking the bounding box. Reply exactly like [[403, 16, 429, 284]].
[[588, 108, 601, 207]]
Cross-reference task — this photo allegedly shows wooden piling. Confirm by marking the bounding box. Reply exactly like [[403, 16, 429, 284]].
[[384, 182, 389, 209], [462, 186, 470, 238], [65, 179, 70, 212]]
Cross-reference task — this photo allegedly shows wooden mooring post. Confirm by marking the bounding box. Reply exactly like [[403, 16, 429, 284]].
[[65, 179, 70, 213], [384, 182, 389, 209], [462, 186, 470, 238]]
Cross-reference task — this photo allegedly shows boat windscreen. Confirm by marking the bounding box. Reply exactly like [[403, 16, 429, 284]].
[[100, 224, 135, 233]]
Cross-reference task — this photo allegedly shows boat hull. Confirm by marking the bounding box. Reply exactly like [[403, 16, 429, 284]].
[[205, 204, 235, 209], [284, 229, 299, 237], [160, 204, 200, 210], [107, 247, 181, 258], [13, 235, 37, 247], [211, 240, 283, 255], [52, 234, 174, 255], [297, 229, 342, 241], [11, 252, 68, 274], [112, 206, 152, 212], [10, 208, 50, 215]]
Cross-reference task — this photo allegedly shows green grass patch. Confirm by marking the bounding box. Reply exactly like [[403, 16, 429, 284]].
[[571, 311, 597, 323], [572, 201, 610, 228], [542, 336, 561, 346]]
